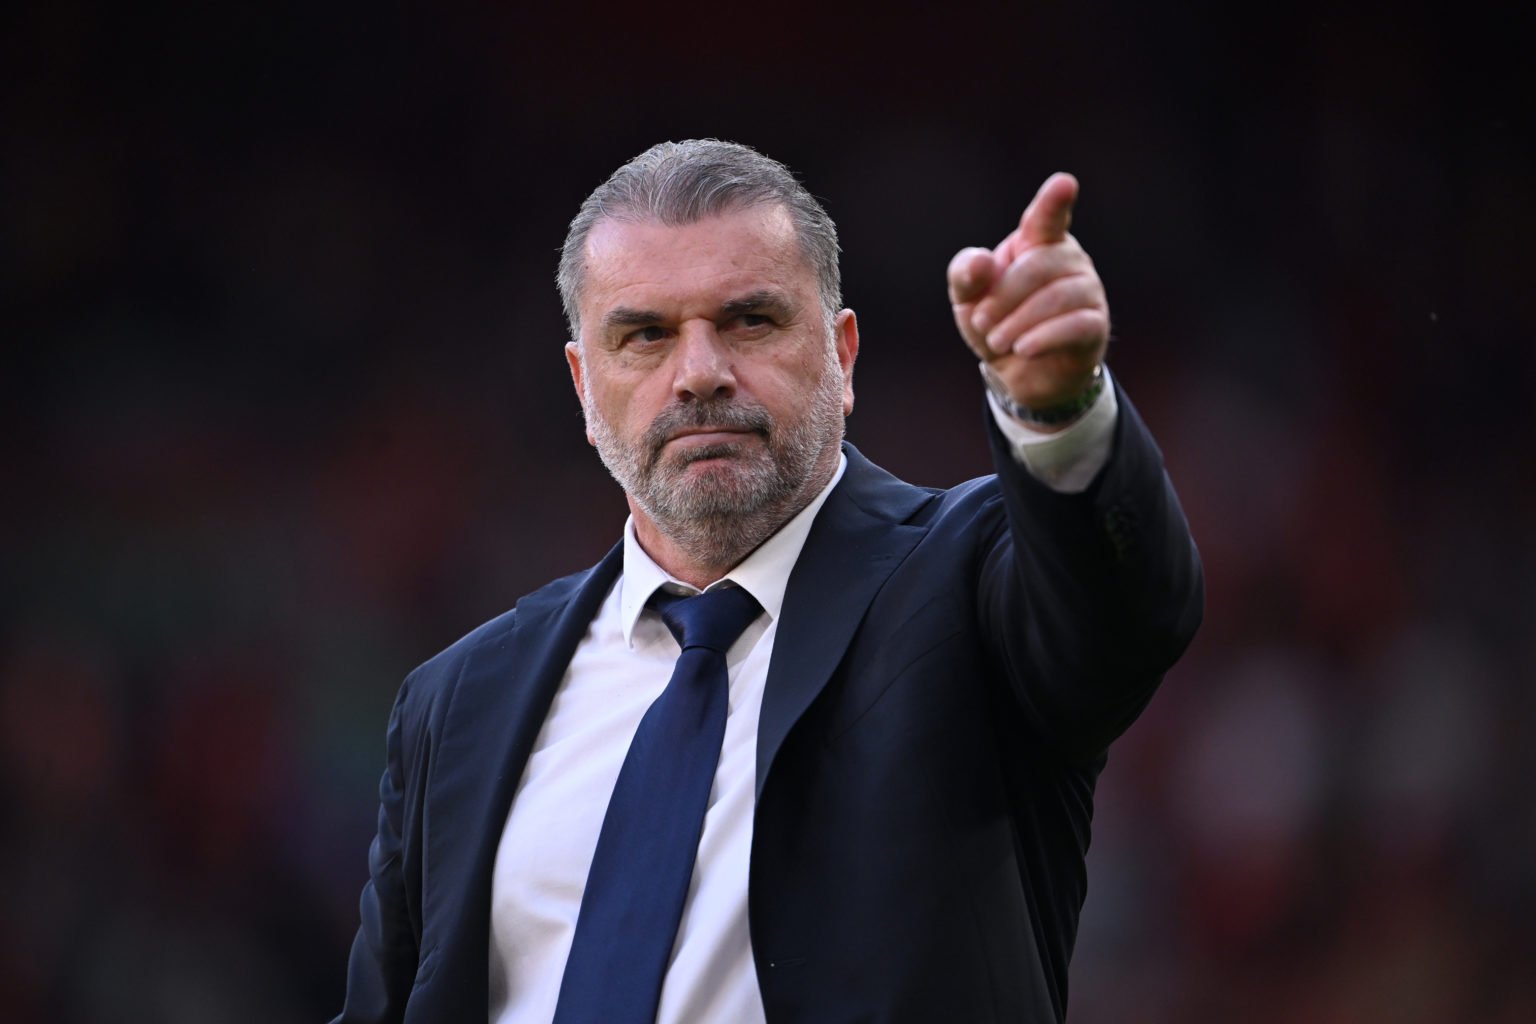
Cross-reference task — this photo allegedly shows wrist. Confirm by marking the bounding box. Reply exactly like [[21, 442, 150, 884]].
[[979, 362, 1105, 428]]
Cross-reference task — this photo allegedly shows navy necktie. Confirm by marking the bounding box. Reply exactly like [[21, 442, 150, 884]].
[[553, 584, 763, 1024]]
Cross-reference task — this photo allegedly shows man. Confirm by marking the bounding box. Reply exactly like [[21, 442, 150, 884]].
[[336, 139, 1202, 1023]]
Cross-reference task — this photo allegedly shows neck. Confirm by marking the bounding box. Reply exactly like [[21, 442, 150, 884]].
[[631, 521, 748, 591], [630, 449, 839, 590]]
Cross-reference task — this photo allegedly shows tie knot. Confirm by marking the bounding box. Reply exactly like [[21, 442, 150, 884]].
[[650, 586, 762, 653]]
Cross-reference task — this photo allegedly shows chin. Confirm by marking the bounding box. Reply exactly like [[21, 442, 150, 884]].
[[674, 456, 763, 495], [660, 440, 758, 479], [657, 459, 781, 515]]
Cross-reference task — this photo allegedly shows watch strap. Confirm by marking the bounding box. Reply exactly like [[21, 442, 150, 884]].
[[979, 361, 1105, 427]]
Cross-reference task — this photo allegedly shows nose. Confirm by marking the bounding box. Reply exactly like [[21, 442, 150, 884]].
[[672, 322, 737, 402]]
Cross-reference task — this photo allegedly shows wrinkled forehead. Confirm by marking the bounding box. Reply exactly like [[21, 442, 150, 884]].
[[579, 205, 816, 319]]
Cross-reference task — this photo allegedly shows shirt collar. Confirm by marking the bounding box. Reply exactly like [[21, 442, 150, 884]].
[[618, 452, 848, 647]]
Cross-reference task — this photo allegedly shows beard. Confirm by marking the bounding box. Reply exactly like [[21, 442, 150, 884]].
[[584, 351, 847, 570]]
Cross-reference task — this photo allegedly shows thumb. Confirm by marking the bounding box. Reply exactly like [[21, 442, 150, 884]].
[[947, 247, 1000, 305], [1019, 172, 1079, 247]]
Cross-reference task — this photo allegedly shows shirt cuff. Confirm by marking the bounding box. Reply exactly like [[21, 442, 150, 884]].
[[985, 366, 1118, 494]]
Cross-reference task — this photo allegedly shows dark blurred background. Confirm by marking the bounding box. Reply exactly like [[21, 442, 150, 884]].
[[5, 1, 1533, 1020]]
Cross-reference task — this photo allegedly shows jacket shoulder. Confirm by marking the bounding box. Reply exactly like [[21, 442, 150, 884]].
[[401, 561, 607, 710], [839, 440, 1000, 527]]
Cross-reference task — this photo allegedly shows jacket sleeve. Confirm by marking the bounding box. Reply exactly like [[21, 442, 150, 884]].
[[333, 674, 422, 1024], [977, 377, 1204, 761]]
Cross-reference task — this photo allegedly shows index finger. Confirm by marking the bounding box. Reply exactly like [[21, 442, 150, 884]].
[[1018, 171, 1079, 247]]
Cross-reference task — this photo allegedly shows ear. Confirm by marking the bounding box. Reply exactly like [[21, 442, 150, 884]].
[[565, 341, 596, 446], [833, 308, 859, 416]]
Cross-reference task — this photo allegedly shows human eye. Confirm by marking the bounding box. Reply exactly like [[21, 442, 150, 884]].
[[625, 325, 671, 346], [726, 312, 775, 335]]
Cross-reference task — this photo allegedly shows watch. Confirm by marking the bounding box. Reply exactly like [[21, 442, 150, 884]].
[[978, 361, 1104, 427]]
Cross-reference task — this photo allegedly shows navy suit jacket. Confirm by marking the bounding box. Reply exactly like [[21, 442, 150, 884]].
[[336, 383, 1203, 1023]]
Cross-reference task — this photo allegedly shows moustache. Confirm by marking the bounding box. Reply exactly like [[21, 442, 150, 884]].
[[643, 399, 773, 465]]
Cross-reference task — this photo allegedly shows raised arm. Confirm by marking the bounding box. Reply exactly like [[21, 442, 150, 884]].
[[955, 174, 1202, 760]]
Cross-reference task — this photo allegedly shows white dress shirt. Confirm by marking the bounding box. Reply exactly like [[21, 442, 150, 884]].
[[488, 372, 1119, 1022]]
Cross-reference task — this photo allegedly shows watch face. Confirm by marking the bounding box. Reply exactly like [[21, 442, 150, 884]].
[[979, 361, 1010, 400], [979, 361, 1027, 417]]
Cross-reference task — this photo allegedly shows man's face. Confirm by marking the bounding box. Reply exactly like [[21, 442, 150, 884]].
[[566, 204, 857, 559]]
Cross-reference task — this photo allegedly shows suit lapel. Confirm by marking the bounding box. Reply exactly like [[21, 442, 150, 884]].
[[419, 542, 624, 1015], [756, 444, 932, 799]]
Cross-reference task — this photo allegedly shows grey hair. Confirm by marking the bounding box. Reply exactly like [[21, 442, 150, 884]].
[[557, 139, 842, 338]]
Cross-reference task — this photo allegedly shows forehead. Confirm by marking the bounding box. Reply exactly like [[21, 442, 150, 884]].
[[579, 205, 814, 324]]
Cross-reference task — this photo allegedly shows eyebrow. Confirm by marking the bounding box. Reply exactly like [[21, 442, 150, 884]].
[[601, 306, 667, 332], [720, 289, 796, 320], [599, 290, 799, 334]]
